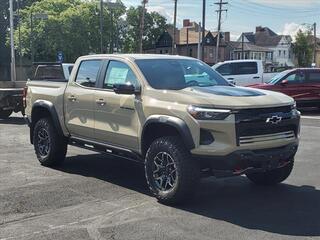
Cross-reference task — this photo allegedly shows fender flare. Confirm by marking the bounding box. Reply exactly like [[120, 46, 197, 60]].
[[30, 100, 64, 143], [141, 115, 195, 150]]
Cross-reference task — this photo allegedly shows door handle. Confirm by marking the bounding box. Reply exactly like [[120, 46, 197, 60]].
[[227, 77, 234, 80], [68, 95, 77, 102], [96, 99, 106, 106], [253, 76, 260, 79]]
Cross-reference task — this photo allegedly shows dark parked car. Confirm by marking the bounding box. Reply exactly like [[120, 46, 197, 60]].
[[250, 68, 320, 108]]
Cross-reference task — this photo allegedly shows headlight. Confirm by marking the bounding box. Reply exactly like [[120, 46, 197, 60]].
[[291, 102, 297, 110], [187, 105, 231, 120]]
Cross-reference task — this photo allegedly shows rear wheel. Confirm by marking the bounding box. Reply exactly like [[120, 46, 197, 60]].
[[33, 118, 67, 166], [246, 160, 294, 186], [0, 109, 13, 119], [145, 136, 200, 205]]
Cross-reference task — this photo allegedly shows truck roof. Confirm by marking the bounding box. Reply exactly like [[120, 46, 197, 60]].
[[216, 59, 263, 65], [78, 54, 195, 61]]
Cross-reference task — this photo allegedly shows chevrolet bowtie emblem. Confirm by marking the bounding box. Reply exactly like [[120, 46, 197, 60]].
[[266, 115, 282, 124]]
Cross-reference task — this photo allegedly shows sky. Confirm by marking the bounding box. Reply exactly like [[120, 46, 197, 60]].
[[121, 0, 320, 41]]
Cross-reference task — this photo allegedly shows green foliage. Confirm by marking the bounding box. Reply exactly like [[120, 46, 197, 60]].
[[9, 1, 169, 62], [15, 0, 128, 62], [293, 29, 313, 67], [124, 6, 169, 53]]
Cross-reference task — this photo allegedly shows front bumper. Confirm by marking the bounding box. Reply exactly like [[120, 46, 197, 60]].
[[193, 143, 298, 178]]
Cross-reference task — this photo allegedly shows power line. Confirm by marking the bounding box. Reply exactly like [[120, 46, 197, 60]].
[[214, 0, 228, 64]]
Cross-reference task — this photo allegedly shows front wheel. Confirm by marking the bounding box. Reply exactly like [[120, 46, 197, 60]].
[[145, 136, 200, 205], [246, 160, 294, 186], [33, 118, 68, 167], [0, 109, 13, 119]]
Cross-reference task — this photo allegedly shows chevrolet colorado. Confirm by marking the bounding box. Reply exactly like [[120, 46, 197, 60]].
[[24, 54, 300, 204]]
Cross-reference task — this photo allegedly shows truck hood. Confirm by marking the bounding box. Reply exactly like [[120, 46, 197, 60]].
[[147, 86, 294, 109]]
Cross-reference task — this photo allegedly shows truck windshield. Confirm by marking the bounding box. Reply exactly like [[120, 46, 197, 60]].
[[136, 59, 229, 90]]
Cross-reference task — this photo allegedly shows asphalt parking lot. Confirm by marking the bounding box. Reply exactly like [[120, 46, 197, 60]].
[[0, 111, 320, 240]]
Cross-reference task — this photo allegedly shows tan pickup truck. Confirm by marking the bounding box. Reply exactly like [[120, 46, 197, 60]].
[[24, 54, 300, 204]]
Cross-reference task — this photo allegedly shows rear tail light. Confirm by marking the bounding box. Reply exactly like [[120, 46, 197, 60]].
[[23, 86, 28, 109]]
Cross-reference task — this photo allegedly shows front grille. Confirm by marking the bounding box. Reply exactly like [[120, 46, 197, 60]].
[[235, 106, 299, 146], [239, 131, 295, 145]]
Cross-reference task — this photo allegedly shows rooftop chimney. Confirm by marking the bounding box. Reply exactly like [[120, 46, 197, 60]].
[[183, 19, 191, 27], [256, 26, 263, 33]]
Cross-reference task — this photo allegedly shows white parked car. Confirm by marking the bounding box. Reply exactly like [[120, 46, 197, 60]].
[[213, 60, 277, 86]]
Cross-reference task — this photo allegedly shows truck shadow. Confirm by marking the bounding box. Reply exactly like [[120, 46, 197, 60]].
[[58, 153, 320, 237], [0, 116, 25, 125]]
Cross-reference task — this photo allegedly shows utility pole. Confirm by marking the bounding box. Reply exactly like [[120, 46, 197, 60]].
[[9, 0, 16, 81], [214, 0, 228, 64], [201, 0, 206, 61], [139, 0, 148, 53], [241, 33, 244, 59], [100, 0, 104, 53], [314, 22, 317, 63], [172, 0, 177, 55], [197, 22, 202, 59], [17, 0, 22, 69]]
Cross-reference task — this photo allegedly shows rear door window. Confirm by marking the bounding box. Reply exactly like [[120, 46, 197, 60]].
[[233, 62, 258, 75], [308, 71, 320, 83], [75, 60, 102, 87]]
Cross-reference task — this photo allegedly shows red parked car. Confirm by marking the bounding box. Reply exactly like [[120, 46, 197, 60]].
[[250, 68, 320, 108]]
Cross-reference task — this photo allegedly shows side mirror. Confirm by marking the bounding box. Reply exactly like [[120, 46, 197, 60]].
[[113, 83, 140, 95], [280, 79, 289, 86], [227, 80, 236, 86]]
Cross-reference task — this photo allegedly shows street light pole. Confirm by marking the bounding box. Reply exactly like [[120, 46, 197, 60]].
[[9, 0, 16, 82]]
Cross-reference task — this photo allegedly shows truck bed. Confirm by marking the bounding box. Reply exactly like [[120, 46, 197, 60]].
[[26, 80, 68, 131], [0, 81, 26, 112]]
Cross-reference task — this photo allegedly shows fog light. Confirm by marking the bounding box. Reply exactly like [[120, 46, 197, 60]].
[[200, 129, 214, 145]]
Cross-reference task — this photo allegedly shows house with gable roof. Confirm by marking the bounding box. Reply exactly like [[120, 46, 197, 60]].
[[234, 26, 294, 68]]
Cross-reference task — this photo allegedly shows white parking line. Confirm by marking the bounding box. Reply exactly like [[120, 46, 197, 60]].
[[301, 115, 320, 120]]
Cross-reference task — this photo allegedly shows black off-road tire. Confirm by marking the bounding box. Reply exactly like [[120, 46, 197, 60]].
[[246, 160, 294, 186], [0, 109, 13, 119], [145, 136, 200, 205], [33, 118, 67, 167]]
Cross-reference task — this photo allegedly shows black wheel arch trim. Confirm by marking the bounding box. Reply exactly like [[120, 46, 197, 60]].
[[142, 115, 195, 150], [30, 100, 64, 144]]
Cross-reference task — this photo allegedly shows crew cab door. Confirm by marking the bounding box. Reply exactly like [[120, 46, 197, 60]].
[[304, 70, 320, 106], [272, 70, 307, 102], [93, 60, 141, 151], [215, 61, 261, 86], [64, 59, 103, 139]]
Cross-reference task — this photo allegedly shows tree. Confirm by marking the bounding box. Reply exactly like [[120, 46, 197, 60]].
[[13, 0, 125, 62], [293, 29, 313, 67], [124, 6, 169, 53], [0, 0, 39, 79]]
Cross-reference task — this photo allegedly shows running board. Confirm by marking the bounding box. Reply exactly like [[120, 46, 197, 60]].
[[69, 137, 143, 163]]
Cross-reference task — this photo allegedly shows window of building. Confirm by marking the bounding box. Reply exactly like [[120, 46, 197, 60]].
[[283, 50, 286, 57], [279, 50, 281, 57], [189, 48, 193, 57], [75, 60, 102, 87]]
